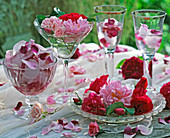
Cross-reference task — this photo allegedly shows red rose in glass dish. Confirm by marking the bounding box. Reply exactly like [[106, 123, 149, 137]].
[[160, 82, 170, 109]]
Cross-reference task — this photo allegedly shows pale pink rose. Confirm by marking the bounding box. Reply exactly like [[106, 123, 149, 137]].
[[100, 80, 132, 107]]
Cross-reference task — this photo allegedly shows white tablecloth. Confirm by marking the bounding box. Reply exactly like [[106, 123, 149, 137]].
[[0, 44, 169, 138]]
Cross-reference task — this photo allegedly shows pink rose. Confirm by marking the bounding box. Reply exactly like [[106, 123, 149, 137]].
[[81, 92, 106, 115], [160, 82, 170, 109], [88, 122, 100, 136]]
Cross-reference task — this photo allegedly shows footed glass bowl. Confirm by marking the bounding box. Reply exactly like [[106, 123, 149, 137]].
[[68, 87, 166, 124]]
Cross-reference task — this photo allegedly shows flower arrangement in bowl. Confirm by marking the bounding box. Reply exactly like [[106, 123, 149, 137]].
[[68, 75, 166, 124]]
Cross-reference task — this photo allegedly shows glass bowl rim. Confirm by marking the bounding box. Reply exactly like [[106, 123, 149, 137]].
[[3, 57, 57, 71], [131, 9, 167, 18], [94, 5, 127, 14]]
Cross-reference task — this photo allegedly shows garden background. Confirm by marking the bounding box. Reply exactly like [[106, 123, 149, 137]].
[[0, 0, 169, 58]]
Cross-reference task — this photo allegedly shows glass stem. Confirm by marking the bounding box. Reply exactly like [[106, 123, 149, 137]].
[[143, 54, 154, 89], [105, 51, 115, 79], [63, 59, 69, 93], [25, 95, 39, 107]]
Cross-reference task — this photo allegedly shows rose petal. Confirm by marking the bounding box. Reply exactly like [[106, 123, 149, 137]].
[[158, 118, 167, 125], [137, 125, 153, 135], [71, 120, 79, 125], [64, 122, 74, 130], [124, 133, 136, 138], [47, 95, 56, 105], [51, 121, 63, 133], [42, 124, 51, 135], [62, 132, 75, 138], [124, 126, 138, 135], [164, 116, 170, 123], [0, 82, 6, 86], [14, 102, 23, 111], [22, 59, 38, 69], [72, 126, 82, 132], [16, 109, 25, 116], [46, 108, 55, 113]]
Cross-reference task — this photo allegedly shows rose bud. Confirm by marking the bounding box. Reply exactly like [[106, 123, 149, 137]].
[[73, 97, 80, 104], [14, 101, 23, 111], [114, 108, 125, 116]]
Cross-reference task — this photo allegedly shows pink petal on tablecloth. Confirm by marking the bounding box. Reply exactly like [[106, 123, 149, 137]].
[[158, 118, 167, 125], [14, 101, 23, 111], [86, 54, 98, 62], [42, 124, 51, 135], [137, 125, 153, 135], [51, 121, 63, 133], [124, 133, 136, 138], [164, 116, 170, 123], [47, 95, 56, 105], [71, 120, 79, 125], [64, 122, 74, 130], [46, 108, 55, 113], [72, 126, 81, 132], [16, 109, 25, 116], [124, 126, 138, 135], [165, 68, 170, 74], [62, 132, 75, 138], [0, 82, 6, 86]]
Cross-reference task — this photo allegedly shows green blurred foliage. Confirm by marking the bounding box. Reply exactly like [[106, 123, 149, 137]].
[[0, 0, 169, 58]]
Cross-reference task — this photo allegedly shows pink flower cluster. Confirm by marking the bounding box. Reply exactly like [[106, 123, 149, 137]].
[[41, 13, 91, 43], [81, 75, 133, 115]]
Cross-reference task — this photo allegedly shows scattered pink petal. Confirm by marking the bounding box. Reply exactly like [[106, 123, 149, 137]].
[[0, 82, 6, 86], [72, 126, 81, 132], [64, 122, 74, 130], [42, 124, 51, 135], [51, 121, 63, 133], [158, 118, 167, 125], [58, 88, 65, 93], [46, 108, 55, 113], [30, 135, 37, 138], [69, 65, 86, 75], [58, 118, 68, 126], [165, 68, 170, 75], [164, 116, 170, 123], [164, 57, 170, 64], [71, 120, 79, 125], [124, 133, 136, 138], [115, 46, 128, 53], [137, 125, 153, 135], [14, 101, 23, 111], [47, 95, 56, 105], [156, 73, 165, 79], [86, 54, 98, 62], [69, 73, 74, 78], [67, 88, 74, 92], [62, 132, 75, 138], [75, 78, 86, 85], [124, 126, 138, 135], [56, 81, 62, 85], [16, 109, 25, 116], [63, 95, 69, 103]]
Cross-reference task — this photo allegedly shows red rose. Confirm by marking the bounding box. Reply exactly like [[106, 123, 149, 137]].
[[132, 77, 148, 98], [130, 95, 153, 115], [81, 92, 106, 115], [84, 75, 109, 94], [122, 56, 143, 80], [160, 82, 170, 109], [88, 122, 100, 136], [71, 48, 81, 59], [114, 108, 125, 116], [59, 13, 87, 22]]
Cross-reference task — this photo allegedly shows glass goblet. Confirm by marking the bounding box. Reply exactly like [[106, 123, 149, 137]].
[[34, 18, 94, 103], [94, 5, 126, 79], [132, 10, 167, 90], [3, 58, 57, 119]]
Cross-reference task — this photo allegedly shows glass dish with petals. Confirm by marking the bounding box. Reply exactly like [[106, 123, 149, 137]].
[[68, 82, 166, 124], [3, 58, 57, 119]]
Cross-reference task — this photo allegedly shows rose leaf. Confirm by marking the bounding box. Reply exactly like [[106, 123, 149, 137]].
[[116, 59, 126, 69], [106, 102, 124, 115], [124, 107, 135, 115]]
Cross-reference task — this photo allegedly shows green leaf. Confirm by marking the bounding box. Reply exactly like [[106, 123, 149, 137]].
[[124, 107, 135, 115], [36, 15, 46, 24], [50, 7, 65, 17], [74, 92, 83, 105], [137, 56, 143, 60], [87, 17, 96, 22], [106, 102, 124, 115], [116, 59, 126, 69]]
